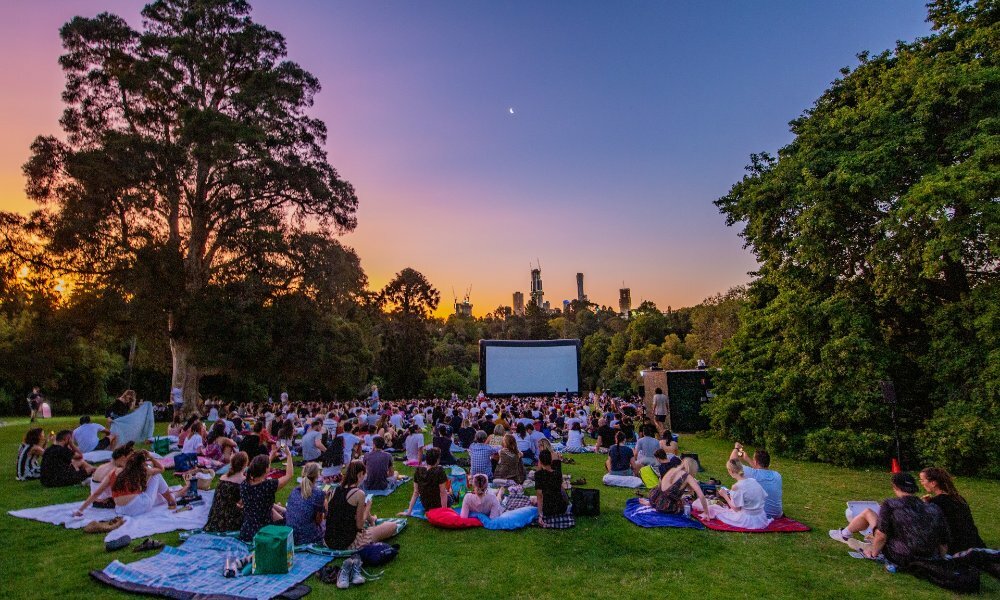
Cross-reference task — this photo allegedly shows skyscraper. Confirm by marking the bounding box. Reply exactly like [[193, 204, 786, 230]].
[[530, 267, 544, 308], [512, 291, 525, 316], [619, 287, 631, 317], [576, 272, 587, 303]]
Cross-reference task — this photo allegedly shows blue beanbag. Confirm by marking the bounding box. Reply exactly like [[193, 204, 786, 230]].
[[473, 506, 538, 530]]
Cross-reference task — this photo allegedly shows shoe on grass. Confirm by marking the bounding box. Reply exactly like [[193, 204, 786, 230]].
[[133, 538, 165, 552], [336, 558, 351, 589], [105, 535, 131, 551], [828, 529, 851, 544], [349, 556, 366, 586]]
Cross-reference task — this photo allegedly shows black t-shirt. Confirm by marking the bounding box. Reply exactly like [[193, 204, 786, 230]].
[[40, 444, 83, 487], [596, 425, 616, 448], [414, 465, 448, 510], [457, 427, 476, 448], [609, 444, 632, 472], [929, 494, 983, 553], [535, 466, 568, 517]]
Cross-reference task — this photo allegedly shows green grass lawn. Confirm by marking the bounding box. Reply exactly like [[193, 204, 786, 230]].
[[1, 416, 996, 599]]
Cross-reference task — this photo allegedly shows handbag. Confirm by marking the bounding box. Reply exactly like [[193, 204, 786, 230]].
[[173, 452, 199, 474], [571, 487, 600, 517]]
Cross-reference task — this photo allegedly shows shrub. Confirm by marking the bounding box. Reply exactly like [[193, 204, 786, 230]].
[[803, 427, 894, 467], [916, 400, 1000, 479]]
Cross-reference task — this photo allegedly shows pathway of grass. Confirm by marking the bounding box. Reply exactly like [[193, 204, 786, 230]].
[[1, 416, 996, 598]]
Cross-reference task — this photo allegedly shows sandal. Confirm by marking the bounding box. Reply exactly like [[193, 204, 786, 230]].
[[105, 535, 132, 552], [133, 538, 165, 552], [570, 478, 587, 486]]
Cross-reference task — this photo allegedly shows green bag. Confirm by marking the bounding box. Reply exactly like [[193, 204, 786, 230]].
[[151, 437, 170, 455], [252, 525, 295, 575], [639, 465, 659, 489]]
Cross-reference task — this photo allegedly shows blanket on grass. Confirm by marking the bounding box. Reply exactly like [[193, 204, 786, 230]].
[[623, 498, 705, 529], [94, 533, 330, 600], [698, 513, 810, 533], [603, 473, 644, 488], [110, 401, 155, 446], [9, 489, 214, 542]]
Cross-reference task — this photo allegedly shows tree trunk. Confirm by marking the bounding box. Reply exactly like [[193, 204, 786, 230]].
[[168, 311, 201, 417]]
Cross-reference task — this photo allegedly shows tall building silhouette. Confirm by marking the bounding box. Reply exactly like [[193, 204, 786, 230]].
[[619, 287, 631, 317], [512, 291, 525, 316], [576, 272, 587, 303], [530, 267, 544, 308]]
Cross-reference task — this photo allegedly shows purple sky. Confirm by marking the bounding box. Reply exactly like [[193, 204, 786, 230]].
[[0, 1, 932, 315]]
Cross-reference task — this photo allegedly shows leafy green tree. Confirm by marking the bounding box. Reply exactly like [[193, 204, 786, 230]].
[[18, 0, 358, 414], [376, 268, 439, 398]]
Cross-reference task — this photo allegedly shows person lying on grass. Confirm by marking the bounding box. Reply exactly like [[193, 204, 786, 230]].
[[75, 449, 189, 517], [639, 457, 709, 515], [829, 472, 948, 564], [704, 459, 772, 530], [239, 448, 294, 541], [326, 460, 399, 550], [400, 447, 452, 515]]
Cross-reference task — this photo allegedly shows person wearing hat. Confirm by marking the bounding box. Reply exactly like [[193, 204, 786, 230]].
[[830, 473, 949, 566]]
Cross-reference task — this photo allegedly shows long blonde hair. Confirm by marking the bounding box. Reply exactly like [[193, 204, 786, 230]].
[[301, 462, 321, 499]]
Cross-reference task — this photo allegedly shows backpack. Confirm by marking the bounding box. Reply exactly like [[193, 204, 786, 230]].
[[571, 487, 600, 517], [358, 543, 399, 567]]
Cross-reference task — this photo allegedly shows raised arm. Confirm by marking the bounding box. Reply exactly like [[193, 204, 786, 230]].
[[276, 454, 295, 489]]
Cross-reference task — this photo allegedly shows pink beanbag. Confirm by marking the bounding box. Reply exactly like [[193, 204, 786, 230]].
[[425, 508, 483, 529]]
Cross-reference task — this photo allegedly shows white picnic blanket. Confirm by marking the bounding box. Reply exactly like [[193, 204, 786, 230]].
[[83, 450, 163, 464], [8, 489, 214, 543]]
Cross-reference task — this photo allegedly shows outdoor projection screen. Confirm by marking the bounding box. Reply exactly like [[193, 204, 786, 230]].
[[479, 339, 581, 395]]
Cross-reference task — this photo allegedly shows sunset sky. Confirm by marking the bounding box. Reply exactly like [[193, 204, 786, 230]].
[[0, 1, 932, 317]]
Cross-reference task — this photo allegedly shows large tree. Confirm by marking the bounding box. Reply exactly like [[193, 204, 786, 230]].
[[17, 0, 358, 414], [376, 268, 439, 398], [710, 0, 999, 472]]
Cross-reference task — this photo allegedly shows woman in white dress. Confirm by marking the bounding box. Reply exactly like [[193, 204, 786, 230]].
[[705, 459, 772, 530], [565, 422, 586, 453]]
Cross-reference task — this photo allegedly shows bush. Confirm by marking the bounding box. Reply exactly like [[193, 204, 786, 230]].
[[916, 400, 1000, 479], [803, 427, 894, 467]]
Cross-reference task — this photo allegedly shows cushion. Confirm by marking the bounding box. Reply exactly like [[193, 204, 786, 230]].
[[425, 508, 483, 529], [603, 473, 644, 488], [473, 506, 538, 530], [639, 465, 660, 489]]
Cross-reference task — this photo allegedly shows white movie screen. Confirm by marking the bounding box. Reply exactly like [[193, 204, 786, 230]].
[[481, 340, 580, 395]]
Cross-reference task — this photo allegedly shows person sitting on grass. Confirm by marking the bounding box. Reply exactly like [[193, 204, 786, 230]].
[[830, 473, 949, 568], [535, 449, 574, 529], [40, 430, 95, 488], [494, 433, 527, 484], [593, 418, 616, 454], [432, 425, 457, 466], [87, 442, 135, 508], [659, 429, 679, 457], [239, 449, 294, 541], [16, 427, 46, 481], [467, 430, 496, 480], [325, 460, 399, 550], [457, 419, 478, 448], [75, 450, 187, 517], [73, 415, 117, 454], [400, 447, 451, 515], [640, 457, 709, 515], [205, 451, 248, 532], [203, 421, 238, 463], [705, 459, 772, 530], [565, 422, 586, 453], [404, 425, 424, 464], [300, 419, 327, 463], [729, 442, 783, 518], [285, 462, 328, 545], [486, 424, 505, 447], [919, 467, 984, 554], [632, 424, 659, 475], [606, 431, 634, 476], [514, 422, 536, 463], [181, 418, 206, 454], [460, 473, 505, 519], [361, 436, 400, 492]]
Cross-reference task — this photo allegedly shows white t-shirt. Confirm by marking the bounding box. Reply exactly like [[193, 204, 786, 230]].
[[404, 433, 424, 463], [413, 414, 425, 429], [567, 429, 584, 448], [73, 423, 106, 453], [341, 433, 361, 464], [390, 413, 403, 429], [182, 433, 203, 453]]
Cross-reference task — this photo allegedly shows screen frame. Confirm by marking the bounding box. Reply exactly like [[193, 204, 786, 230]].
[[478, 339, 582, 396]]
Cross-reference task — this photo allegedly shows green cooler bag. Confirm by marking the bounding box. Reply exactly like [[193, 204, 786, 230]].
[[252, 525, 295, 575], [151, 437, 171, 455]]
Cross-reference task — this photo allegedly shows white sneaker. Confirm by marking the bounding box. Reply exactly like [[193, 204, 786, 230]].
[[828, 529, 851, 544]]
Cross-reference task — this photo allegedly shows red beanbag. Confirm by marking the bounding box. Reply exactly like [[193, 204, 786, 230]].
[[425, 507, 483, 529]]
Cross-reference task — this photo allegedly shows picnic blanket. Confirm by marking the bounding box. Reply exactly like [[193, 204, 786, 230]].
[[84, 450, 163, 464], [94, 533, 330, 600], [110, 401, 155, 446], [603, 473, 644, 488], [623, 498, 705, 529], [9, 489, 215, 542], [363, 476, 411, 497], [698, 513, 810, 533]]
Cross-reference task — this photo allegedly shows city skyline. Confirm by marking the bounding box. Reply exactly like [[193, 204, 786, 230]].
[[0, 1, 933, 317]]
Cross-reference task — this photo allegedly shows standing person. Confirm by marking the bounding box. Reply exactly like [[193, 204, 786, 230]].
[[170, 386, 184, 418], [27, 387, 43, 422], [17, 428, 46, 481], [919, 467, 985, 554], [239, 450, 295, 542], [730, 443, 783, 518], [652, 388, 669, 431], [40, 430, 95, 487]]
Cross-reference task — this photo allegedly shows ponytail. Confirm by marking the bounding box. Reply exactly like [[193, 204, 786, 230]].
[[301, 462, 321, 499]]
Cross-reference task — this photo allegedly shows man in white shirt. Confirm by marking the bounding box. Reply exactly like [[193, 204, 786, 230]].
[[340, 422, 361, 464], [73, 416, 116, 453]]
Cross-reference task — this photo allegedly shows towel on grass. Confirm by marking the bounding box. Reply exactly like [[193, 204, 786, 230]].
[[603, 473, 644, 488], [110, 401, 155, 446], [698, 513, 810, 533], [623, 498, 705, 529], [95, 533, 330, 600], [9, 489, 214, 542]]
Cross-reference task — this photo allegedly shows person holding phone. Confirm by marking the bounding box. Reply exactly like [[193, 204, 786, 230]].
[[325, 461, 398, 550], [238, 447, 294, 541]]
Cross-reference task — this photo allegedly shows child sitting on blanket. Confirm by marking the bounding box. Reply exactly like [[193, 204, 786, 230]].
[[460, 473, 505, 519]]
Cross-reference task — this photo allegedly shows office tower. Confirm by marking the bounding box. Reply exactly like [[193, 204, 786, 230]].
[[563, 299, 570, 313], [576, 272, 587, 303], [513, 291, 525, 316], [619, 287, 631, 317], [530, 267, 544, 308]]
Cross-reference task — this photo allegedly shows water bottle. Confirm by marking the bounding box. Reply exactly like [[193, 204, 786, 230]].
[[885, 564, 897, 574], [683, 501, 691, 517]]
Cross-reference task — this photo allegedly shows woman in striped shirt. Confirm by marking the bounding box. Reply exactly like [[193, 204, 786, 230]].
[[17, 428, 45, 481]]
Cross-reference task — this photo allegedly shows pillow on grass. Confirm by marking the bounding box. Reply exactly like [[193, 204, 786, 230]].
[[474, 506, 537, 530], [603, 473, 644, 488], [425, 508, 483, 529]]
